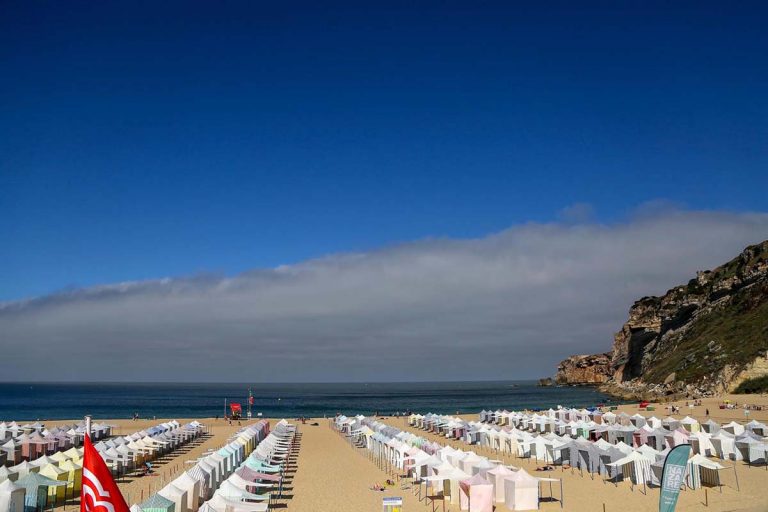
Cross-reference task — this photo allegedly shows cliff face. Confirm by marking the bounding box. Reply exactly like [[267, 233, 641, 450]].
[[559, 241, 768, 397], [555, 353, 612, 384]]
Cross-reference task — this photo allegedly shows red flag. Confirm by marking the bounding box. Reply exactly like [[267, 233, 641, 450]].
[[80, 434, 130, 512]]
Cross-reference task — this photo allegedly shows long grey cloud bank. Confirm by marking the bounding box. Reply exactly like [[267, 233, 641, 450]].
[[2, 208, 767, 382]]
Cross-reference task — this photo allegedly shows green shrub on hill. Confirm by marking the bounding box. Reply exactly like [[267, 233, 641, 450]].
[[733, 375, 768, 394]]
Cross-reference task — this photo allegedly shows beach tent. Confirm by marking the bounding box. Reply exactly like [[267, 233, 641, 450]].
[[460, 453, 485, 474], [9, 463, 37, 480], [745, 420, 767, 437], [503, 469, 539, 511], [223, 474, 271, 496], [214, 481, 269, 503], [198, 459, 219, 490], [15, 473, 66, 512], [0, 468, 17, 484], [601, 412, 616, 425], [734, 436, 768, 464], [425, 464, 470, 505], [721, 422, 745, 436], [606, 451, 654, 485], [29, 457, 56, 469], [1, 442, 21, 466], [664, 428, 690, 449], [646, 429, 669, 451], [685, 454, 728, 489], [662, 417, 681, 431], [140, 494, 175, 512], [702, 419, 720, 434], [414, 455, 442, 478], [688, 433, 715, 457], [471, 458, 497, 478], [486, 465, 516, 503], [629, 414, 646, 428], [63, 447, 83, 461], [186, 466, 210, 502], [37, 464, 68, 503], [632, 425, 653, 447], [130, 505, 144, 512], [172, 473, 201, 512], [710, 432, 741, 461], [0, 480, 24, 512], [157, 485, 188, 512], [680, 416, 701, 433], [58, 459, 82, 496], [459, 474, 494, 512], [205, 493, 267, 512], [48, 452, 70, 465]]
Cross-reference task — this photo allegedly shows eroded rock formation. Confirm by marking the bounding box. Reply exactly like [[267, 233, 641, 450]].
[[557, 240, 768, 398], [555, 353, 612, 384]]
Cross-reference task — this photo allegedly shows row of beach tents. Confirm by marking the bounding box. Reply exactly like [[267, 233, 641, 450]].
[[1, 421, 112, 466], [335, 414, 562, 512], [132, 420, 297, 512], [0, 421, 205, 512], [406, 410, 767, 491]]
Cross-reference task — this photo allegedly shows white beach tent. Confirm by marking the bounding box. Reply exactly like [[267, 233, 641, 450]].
[[745, 420, 767, 437], [486, 465, 516, 503], [680, 416, 700, 433], [214, 481, 269, 503], [205, 493, 267, 512], [686, 454, 728, 489], [172, 472, 201, 512], [722, 421, 745, 436], [425, 463, 470, 505], [158, 484, 188, 512], [471, 458, 497, 478], [503, 469, 539, 511], [0, 468, 16, 484], [460, 453, 485, 474], [735, 436, 768, 464], [606, 451, 654, 485], [710, 432, 742, 461], [688, 432, 715, 457], [0, 480, 24, 512], [198, 459, 219, 490]]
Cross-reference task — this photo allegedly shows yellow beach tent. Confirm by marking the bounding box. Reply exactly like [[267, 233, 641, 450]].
[[38, 464, 69, 503]]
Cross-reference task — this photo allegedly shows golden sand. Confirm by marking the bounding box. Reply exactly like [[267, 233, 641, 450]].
[[36, 393, 768, 512]]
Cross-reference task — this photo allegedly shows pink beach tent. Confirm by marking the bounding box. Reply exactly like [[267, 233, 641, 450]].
[[459, 474, 494, 512]]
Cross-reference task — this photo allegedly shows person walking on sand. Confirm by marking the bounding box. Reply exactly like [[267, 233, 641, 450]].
[[705, 408, 709, 417]]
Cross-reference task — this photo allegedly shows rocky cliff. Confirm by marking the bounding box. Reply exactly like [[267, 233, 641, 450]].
[[557, 241, 768, 398], [555, 353, 612, 384]]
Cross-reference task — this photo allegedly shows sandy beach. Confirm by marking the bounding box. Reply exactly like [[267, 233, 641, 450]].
[[26, 394, 768, 512], [376, 414, 767, 512], [41, 416, 423, 512]]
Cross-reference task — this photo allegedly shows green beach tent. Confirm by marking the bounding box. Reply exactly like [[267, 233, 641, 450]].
[[140, 493, 175, 512]]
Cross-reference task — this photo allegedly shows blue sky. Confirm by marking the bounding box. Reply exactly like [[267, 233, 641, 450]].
[[1, 1, 767, 302]]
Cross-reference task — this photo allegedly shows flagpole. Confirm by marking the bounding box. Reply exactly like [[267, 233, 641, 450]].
[[85, 415, 92, 440]]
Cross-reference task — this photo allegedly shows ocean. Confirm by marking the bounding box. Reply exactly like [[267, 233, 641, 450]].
[[0, 381, 620, 421]]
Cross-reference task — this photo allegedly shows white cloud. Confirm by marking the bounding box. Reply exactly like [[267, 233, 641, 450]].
[[1, 207, 767, 382]]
